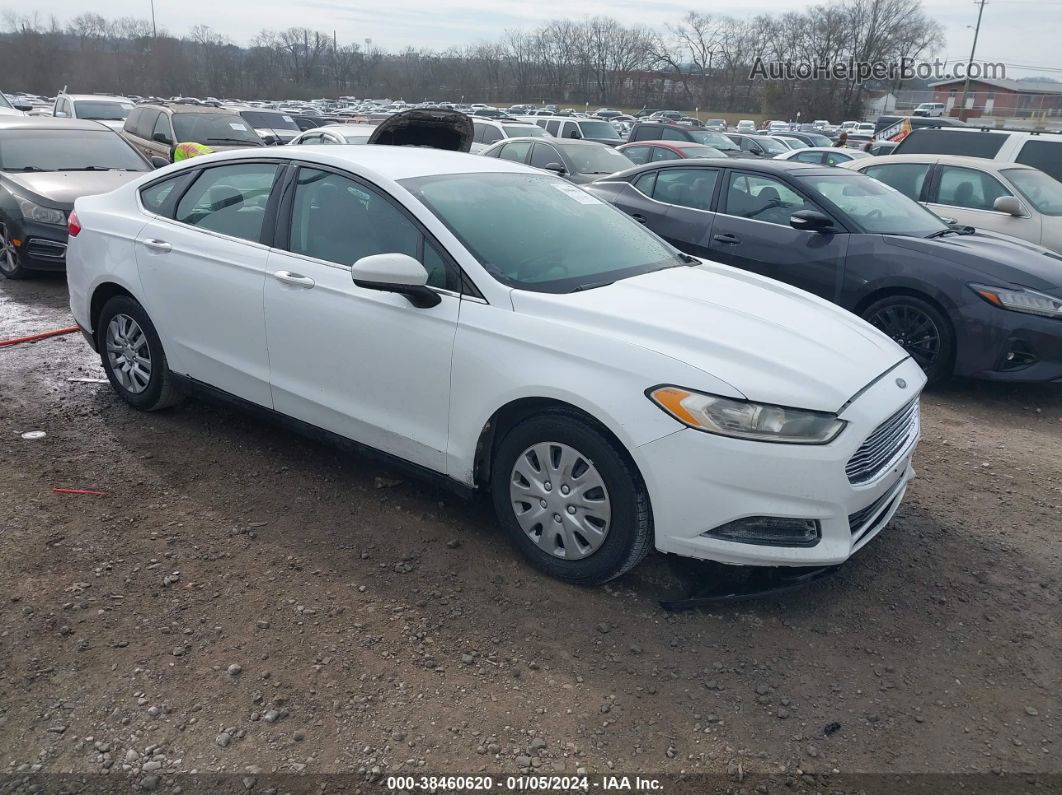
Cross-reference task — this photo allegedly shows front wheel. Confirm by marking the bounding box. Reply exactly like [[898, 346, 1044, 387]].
[[862, 294, 954, 384], [490, 412, 652, 585], [97, 295, 183, 411], [0, 222, 31, 279]]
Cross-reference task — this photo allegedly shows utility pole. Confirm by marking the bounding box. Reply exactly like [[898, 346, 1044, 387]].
[[958, 0, 987, 120], [150, 0, 157, 37]]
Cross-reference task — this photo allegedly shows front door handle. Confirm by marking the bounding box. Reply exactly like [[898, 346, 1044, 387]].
[[631, 213, 648, 224], [141, 238, 172, 253], [712, 233, 741, 245], [272, 270, 315, 288]]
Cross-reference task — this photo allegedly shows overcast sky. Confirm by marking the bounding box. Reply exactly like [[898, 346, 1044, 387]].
[[8, 0, 1059, 80]]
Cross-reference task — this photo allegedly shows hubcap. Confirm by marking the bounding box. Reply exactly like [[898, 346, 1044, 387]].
[[509, 442, 611, 560], [105, 314, 152, 394], [869, 304, 941, 370]]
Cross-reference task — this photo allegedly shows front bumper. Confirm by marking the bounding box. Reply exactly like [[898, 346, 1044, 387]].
[[953, 299, 1062, 383], [635, 357, 924, 567], [13, 218, 68, 271]]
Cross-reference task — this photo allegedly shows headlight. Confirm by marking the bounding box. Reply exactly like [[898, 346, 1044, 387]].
[[17, 198, 67, 226], [647, 386, 846, 444], [970, 283, 1062, 319]]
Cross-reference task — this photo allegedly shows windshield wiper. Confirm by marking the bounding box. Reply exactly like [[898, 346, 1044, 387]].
[[677, 252, 699, 264], [61, 166, 119, 171], [206, 137, 262, 145], [7, 166, 47, 172], [570, 279, 616, 292], [926, 225, 975, 238]]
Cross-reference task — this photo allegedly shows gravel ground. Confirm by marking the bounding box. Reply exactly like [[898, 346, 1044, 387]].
[[1, 275, 1060, 791]]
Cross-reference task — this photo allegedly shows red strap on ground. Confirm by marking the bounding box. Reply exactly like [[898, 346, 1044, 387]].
[[52, 488, 107, 496], [0, 326, 80, 347]]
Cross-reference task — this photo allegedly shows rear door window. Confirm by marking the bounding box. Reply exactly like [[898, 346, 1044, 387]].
[[651, 147, 680, 162], [661, 126, 687, 141], [175, 162, 280, 243], [481, 125, 503, 145], [863, 163, 930, 202], [897, 129, 1006, 158], [623, 146, 651, 165], [1015, 140, 1062, 182], [545, 119, 561, 136], [793, 150, 826, 165], [652, 168, 719, 211]]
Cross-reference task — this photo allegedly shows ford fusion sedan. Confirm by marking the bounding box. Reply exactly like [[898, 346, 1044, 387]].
[[0, 117, 151, 279], [586, 159, 1062, 383], [67, 147, 923, 584]]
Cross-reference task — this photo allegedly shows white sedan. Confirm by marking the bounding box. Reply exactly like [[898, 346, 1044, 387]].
[[775, 147, 872, 166], [66, 147, 924, 585]]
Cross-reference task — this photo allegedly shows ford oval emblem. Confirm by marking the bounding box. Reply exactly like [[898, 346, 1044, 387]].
[[896, 378, 907, 389]]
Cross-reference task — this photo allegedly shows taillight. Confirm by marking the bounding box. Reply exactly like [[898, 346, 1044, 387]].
[[68, 210, 81, 237]]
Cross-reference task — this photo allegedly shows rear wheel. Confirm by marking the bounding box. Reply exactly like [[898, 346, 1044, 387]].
[[0, 222, 31, 279], [490, 412, 652, 585], [97, 295, 183, 411], [862, 294, 954, 384]]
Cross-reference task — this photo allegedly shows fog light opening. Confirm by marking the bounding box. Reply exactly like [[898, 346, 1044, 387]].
[[704, 517, 821, 547], [1000, 340, 1037, 371]]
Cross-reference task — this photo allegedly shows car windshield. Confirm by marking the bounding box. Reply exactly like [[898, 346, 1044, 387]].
[[0, 129, 148, 172], [681, 145, 726, 158], [798, 173, 947, 236], [1003, 168, 1062, 216], [557, 143, 633, 175], [758, 138, 790, 155], [576, 121, 621, 140], [503, 124, 548, 138], [805, 133, 833, 147], [172, 113, 262, 145], [0, 93, 14, 110], [74, 100, 133, 121], [240, 111, 300, 131], [686, 131, 740, 151], [402, 172, 685, 293]]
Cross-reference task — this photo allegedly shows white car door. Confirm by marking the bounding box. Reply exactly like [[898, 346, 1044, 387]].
[[134, 160, 282, 407], [263, 165, 461, 471], [927, 164, 1041, 244]]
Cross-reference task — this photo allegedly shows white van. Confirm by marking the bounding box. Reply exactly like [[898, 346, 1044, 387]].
[[913, 103, 946, 117]]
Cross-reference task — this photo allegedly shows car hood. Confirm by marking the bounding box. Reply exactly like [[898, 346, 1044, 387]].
[[883, 231, 1062, 294], [2, 170, 146, 209], [368, 108, 472, 152], [509, 262, 908, 412], [93, 119, 126, 131]]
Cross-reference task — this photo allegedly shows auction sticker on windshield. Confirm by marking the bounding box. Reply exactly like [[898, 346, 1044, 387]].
[[552, 182, 601, 204]]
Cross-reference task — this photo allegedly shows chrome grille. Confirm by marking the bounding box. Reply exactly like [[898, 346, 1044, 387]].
[[845, 399, 919, 485]]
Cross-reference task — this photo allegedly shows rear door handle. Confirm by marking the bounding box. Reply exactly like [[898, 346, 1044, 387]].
[[631, 213, 648, 224], [272, 270, 315, 288], [712, 233, 741, 245], [141, 239, 172, 253]]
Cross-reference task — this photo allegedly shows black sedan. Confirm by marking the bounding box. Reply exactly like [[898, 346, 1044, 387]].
[[480, 138, 633, 184], [1, 117, 151, 278], [586, 159, 1062, 383]]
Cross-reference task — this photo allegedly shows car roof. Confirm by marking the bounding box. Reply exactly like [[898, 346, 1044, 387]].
[[620, 140, 711, 149], [62, 94, 131, 102], [605, 157, 841, 181], [142, 103, 239, 114], [849, 153, 1037, 172], [191, 143, 540, 180], [0, 116, 113, 131]]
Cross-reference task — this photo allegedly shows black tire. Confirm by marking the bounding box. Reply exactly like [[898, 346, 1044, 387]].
[[97, 295, 183, 411], [490, 411, 652, 585], [0, 222, 32, 280], [862, 294, 954, 385]]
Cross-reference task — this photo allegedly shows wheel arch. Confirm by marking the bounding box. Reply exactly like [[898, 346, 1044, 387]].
[[854, 284, 956, 326], [471, 397, 648, 497], [90, 282, 137, 337]]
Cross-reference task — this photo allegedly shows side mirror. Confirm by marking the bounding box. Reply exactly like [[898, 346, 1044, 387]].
[[152, 132, 172, 145], [14, 103, 33, 112], [544, 162, 567, 175], [351, 253, 440, 308], [993, 195, 1024, 216], [790, 210, 835, 232], [54, 110, 68, 118], [150, 156, 170, 169]]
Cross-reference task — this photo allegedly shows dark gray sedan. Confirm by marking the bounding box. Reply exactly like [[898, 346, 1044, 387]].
[[586, 158, 1062, 384], [480, 138, 633, 184], [0, 117, 151, 278]]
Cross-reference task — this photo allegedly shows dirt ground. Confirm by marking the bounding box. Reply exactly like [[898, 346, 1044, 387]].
[[1, 275, 1060, 791]]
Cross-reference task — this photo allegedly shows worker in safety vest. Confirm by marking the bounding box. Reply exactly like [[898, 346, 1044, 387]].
[[170, 142, 214, 162]]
